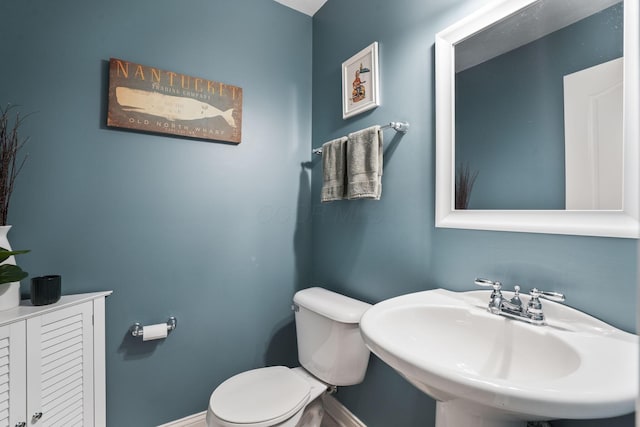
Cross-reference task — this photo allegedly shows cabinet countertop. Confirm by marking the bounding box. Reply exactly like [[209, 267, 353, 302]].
[[0, 291, 113, 326]]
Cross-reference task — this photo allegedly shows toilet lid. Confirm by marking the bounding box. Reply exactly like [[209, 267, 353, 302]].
[[210, 366, 311, 425]]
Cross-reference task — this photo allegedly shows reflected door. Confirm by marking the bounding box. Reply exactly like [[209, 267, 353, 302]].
[[564, 57, 623, 210]]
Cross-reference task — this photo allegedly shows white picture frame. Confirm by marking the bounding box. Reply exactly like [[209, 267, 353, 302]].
[[342, 42, 380, 119]]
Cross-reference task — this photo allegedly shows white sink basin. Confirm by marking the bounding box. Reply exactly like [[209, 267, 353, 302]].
[[359, 289, 638, 427]]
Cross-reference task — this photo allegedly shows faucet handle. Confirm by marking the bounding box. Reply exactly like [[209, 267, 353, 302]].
[[474, 278, 502, 291], [529, 288, 565, 303], [475, 278, 503, 314], [526, 288, 565, 324]]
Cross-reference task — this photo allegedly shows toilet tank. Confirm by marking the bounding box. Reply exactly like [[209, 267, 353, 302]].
[[293, 287, 371, 386]]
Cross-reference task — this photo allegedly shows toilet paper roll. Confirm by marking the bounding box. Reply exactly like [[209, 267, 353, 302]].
[[142, 323, 168, 341]]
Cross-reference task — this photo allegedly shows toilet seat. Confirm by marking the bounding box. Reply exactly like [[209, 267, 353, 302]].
[[209, 366, 311, 427]]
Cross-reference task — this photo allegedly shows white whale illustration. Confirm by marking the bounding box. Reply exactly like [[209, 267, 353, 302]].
[[115, 86, 236, 127]]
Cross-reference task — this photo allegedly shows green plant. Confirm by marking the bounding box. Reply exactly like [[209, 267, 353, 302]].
[[0, 247, 29, 284], [0, 105, 30, 226]]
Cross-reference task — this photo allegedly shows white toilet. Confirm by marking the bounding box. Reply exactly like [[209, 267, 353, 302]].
[[206, 287, 372, 427]]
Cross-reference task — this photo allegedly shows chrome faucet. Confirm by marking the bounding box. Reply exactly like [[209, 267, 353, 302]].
[[474, 278, 565, 325]]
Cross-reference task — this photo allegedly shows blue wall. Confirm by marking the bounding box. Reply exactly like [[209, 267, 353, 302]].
[[0, 0, 312, 425], [312, 0, 635, 426], [456, 3, 623, 210]]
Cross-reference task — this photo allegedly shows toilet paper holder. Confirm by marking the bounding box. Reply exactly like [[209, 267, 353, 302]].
[[130, 316, 177, 338]]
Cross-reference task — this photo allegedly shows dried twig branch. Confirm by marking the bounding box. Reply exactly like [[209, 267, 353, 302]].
[[455, 162, 479, 210], [0, 105, 30, 225]]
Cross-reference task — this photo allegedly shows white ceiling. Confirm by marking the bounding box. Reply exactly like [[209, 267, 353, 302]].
[[274, 0, 327, 16], [456, 0, 621, 72]]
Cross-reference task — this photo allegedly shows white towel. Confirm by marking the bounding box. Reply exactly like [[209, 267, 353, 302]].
[[346, 125, 383, 200], [321, 137, 348, 202]]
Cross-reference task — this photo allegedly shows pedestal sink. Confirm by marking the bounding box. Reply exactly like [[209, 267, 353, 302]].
[[359, 289, 638, 427]]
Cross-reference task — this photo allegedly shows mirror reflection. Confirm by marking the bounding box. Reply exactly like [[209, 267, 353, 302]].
[[454, 0, 623, 210]]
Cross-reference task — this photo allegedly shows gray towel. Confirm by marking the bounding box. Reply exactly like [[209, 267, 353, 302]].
[[347, 125, 383, 200], [321, 136, 348, 202]]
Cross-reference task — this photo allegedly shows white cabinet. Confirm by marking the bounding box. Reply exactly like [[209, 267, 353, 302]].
[[0, 292, 111, 427], [0, 321, 26, 426]]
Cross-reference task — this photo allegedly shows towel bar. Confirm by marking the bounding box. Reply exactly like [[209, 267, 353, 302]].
[[312, 121, 409, 155]]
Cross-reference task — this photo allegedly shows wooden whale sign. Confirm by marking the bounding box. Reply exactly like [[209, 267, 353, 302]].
[[107, 58, 243, 144]]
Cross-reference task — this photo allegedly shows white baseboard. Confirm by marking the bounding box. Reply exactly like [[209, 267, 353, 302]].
[[322, 394, 367, 427], [156, 411, 206, 427], [157, 395, 365, 427]]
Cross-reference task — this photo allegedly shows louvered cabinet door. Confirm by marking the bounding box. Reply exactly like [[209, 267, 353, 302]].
[[26, 301, 94, 427], [0, 322, 26, 427]]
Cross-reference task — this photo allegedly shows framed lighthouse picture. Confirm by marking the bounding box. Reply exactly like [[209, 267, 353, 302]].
[[342, 42, 380, 119]]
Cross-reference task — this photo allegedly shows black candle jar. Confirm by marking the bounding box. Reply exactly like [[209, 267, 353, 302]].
[[30, 275, 61, 306]]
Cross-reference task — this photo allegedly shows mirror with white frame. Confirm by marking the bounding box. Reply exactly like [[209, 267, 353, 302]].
[[435, 0, 639, 238]]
